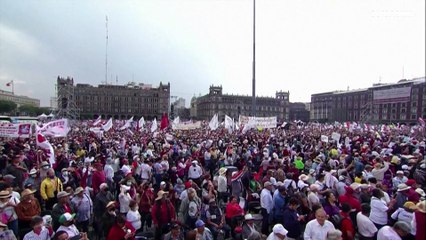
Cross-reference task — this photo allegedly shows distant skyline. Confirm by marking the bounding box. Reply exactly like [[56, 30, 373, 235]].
[[0, 0, 425, 107]]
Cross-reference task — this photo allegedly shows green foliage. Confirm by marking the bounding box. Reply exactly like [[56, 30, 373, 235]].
[[0, 100, 17, 114]]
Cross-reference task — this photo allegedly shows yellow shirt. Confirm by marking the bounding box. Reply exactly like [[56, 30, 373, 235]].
[[40, 177, 63, 200]]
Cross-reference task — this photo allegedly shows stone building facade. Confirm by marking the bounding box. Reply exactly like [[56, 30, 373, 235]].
[[194, 86, 289, 122]]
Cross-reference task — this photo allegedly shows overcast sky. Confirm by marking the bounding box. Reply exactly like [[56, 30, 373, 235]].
[[0, 0, 424, 107]]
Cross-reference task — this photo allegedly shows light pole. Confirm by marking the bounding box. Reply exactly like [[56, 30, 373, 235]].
[[251, 0, 256, 117]]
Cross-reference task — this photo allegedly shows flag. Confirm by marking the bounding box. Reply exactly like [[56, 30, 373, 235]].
[[6, 81, 12, 87], [138, 117, 145, 132], [419, 117, 426, 126], [151, 118, 158, 133], [102, 118, 113, 131], [37, 119, 70, 138], [120, 116, 134, 130], [235, 120, 240, 131], [225, 115, 233, 132], [160, 113, 169, 130], [209, 114, 219, 130], [242, 117, 256, 134], [92, 116, 102, 126], [36, 133, 55, 165]]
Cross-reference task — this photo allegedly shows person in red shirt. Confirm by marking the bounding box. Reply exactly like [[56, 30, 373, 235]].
[[107, 214, 135, 240], [338, 186, 361, 212], [92, 163, 106, 196], [151, 190, 176, 240], [340, 203, 355, 240], [225, 195, 244, 226], [139, 183, 154, 231]]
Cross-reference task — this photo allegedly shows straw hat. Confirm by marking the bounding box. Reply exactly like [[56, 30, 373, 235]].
[[416, 200, 426, 213], [106, 201, 116, 209], [21, 189, 36, 198], [57, 191, 70, 199], [415, 188, 426, 197], [29, 169, 37, 175], [0, 190, 11, 199], [155, 190, 169, 201], [74, 187, 84, 195], [219, 167, 227, 175], [299, 174, 309, 181], [244, 214, 255, 221], [264, 181, 272, 188], [403, 201, 417, 211]]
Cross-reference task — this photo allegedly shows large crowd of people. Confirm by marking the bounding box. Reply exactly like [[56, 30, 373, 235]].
[[0, 119, 425, 240]]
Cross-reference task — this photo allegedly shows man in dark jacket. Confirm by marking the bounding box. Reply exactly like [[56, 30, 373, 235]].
[[282, 197, 304, 240], [51, 191, 75, 231]]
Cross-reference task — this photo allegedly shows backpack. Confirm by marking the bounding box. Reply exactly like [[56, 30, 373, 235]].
[[330, 214, 349, 229]]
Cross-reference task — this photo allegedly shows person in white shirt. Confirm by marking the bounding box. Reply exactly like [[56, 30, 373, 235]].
[[391, 201, 416, 235], [104, 158, 115, 186], [392, 171, 408, 190], [370, 189, 395, 229], [266, 224, 288, 240], [357, 204, 378, 240], [140, 160, 152, 182], [56, 213, 80, 239], [217, 167, 228, 203], [188, 161, 203, 185], [377, 221, 411, 240], [304, 208, 335, 240], [260, 181, 273, 235], [371, 162, 389, 182], [23, 216, 53, 240], [119, 185, 132, 214], [307, 184, 320, 209], [126, 200, 141, 232]]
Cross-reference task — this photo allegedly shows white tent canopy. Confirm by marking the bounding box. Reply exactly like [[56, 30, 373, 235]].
[[38, 113, 47, 119], [48, 113, 55, 118]]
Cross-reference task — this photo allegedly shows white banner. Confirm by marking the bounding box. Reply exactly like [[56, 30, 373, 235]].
[[172, 121, 202, 130], [239, 116, 277, 129], [321, 135, 329, 143], [331, 132, 341, 142], [38, 119, 70, 137], [0, 123, 32, 138]]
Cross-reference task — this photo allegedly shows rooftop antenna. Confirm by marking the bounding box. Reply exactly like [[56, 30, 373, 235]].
[[105, 15, 109, 85], [402, 66, 405, 79]]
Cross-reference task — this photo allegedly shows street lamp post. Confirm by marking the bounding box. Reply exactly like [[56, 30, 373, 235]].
[[251, 0, 256, 117]]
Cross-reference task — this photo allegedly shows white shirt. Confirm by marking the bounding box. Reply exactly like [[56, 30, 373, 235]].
[[260, 188, 273, 213], [104, 164, 114, 181], [119, 192, 131, 213], [140, 163, 152, 179], [217, 175, 227, 193], [23, 226, 51, 240], [266, 233, 282, 240], [297, 180, 308, 190], [188, 164, 203, 179], [370, 197, 388, 225], [307, 192, 320, 208], [284, 179, 297, 190], [56, 224, 80, 238], [391, 208, 415, 234], [356, 212, 378, 237], [126, 209, 141, 230], [377, 226, 402, 240], [303, 219, 335, 240]]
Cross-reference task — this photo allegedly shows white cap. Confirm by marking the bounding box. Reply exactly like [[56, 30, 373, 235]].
[[272, 224, 288, 236]]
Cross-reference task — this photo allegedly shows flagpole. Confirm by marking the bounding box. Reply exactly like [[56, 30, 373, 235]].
[[12, 80, 14, 95]]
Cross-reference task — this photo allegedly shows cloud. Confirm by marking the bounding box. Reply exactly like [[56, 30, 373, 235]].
[[0, 23, 40, 57]]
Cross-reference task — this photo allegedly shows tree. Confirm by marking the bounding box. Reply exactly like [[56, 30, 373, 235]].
[[18, 104, 39, 116], [0, 100, 17, 114]]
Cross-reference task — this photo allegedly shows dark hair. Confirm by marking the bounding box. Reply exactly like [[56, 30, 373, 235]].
[[368, 177, 377, 184], [53, 231, 68, 240], [116, 214, 126, 224], [341, 203, 352, 213], [288, 198, 299, 206], [324, 191, 334, 202], [30, 216, 44, 228], [129, 200, 137, 209], [372, 188, 383, 198], [361, 203, 371, 214]]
